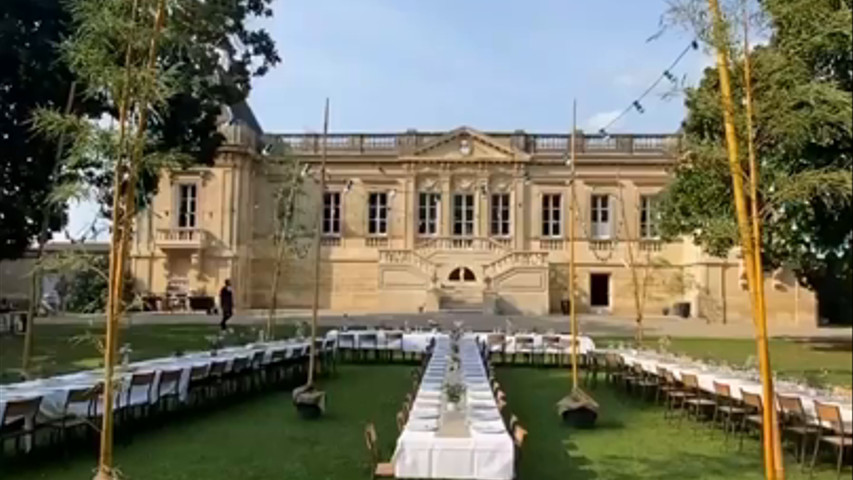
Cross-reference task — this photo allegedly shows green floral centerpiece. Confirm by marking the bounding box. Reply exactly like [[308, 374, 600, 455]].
[[444, 381, 466, 407]]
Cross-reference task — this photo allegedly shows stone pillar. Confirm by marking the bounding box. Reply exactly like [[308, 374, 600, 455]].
[[404, 174, 415, 249], [514, 176, 526, 250], [440, 171, 451, 237]]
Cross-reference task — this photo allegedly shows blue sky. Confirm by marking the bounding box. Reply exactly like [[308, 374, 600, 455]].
[[247, 0, 712, 134], [61, 0, 713, 240]]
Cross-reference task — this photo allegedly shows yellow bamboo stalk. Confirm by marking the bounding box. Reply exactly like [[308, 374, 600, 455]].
[[706, 0, 778, 478], [96, 1, 167, 478], [569, 99, 579, 390], [307, 98, 330, 387], [95, 2, 139, 477], [742, 3, 785, 478]]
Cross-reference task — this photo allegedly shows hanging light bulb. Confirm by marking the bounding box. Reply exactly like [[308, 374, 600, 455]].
[[691, 39, 699, 50], [261, 143, 274, 156], [633, 101, 645, 114], [663, 70, 677, 84], [300, 164, 311, 177], [344, 180, 353, 193], [598, 128, 611, 140]]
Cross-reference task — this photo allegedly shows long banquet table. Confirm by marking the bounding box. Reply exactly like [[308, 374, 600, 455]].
[[392, 334, 514, 480], [0, 337, 327, 423], [610, 348, 853, 428], [328, 329, 596, 355]]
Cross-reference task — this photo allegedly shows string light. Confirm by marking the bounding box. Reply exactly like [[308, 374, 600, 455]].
[[597, 39, 698, 135]]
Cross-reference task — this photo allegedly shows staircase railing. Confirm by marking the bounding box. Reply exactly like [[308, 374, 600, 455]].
[[378, 249, 437, 279], [482, 251, 549, 280], [415, 236, 510, 256]]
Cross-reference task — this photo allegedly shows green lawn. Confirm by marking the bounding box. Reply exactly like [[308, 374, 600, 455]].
[[1, 365, 409, 480], [499, 367, 846, 480], [2, 365, 847, 480], [601, 337, 853, 388]]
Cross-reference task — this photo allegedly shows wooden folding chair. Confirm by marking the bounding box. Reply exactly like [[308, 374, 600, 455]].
[[712, 381, 746, 445], [681, 373, 715, 424], [738, 390, 764, 452], [363, 422, 394, 479], [776, 394, 814, 467], [810, 400, 852, 479]]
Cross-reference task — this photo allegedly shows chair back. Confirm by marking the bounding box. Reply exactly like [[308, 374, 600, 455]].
[[681, 373, 699, 389], [189, 364, 209, 382], [713, 381, 731, 397], [741, 390, 763, 411], [338, 333, 355, 349], [497, 390, 507, 403], [126, 371, 156, 405], [513, 424, 528, 448], [157, 369, 182, 397], [542, 335, 560, 348], [656, 367, 668, 382], [814, 401, 844, 435], [2, 396, 42, 426], [396, 410, 406, 432], [363, 423, 380, 465], [360, 333, 378, 348], [515, 336, 534, 349], [487, 333, 506, 347], [386, 331, 404, 344], [231, 356, 249, 373], [776, 394, 804, 416], [66, 384, 102, 417], [208, 360, 227, 377], [664, 369, 678, 385], [605, 353, 623, 369], [250, 350, 265, 369], [270, 349, 287, 364]]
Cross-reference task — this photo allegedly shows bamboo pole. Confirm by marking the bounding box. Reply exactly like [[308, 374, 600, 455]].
[[569, 100, 579, 390], [706, 0, 779, 478], [96, 1, 167, 478], [742, 4, 785, 478], [22, 81, 77, 378], [307, 98, 329, 387]]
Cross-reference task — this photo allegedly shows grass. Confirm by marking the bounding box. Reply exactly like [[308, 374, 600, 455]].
[[1, 365, 409, 480], [499, 367, 846, 480], [600, 337, 853, 388]]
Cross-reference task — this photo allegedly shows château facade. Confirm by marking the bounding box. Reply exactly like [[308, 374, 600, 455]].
[[128, 113, 816, 324]]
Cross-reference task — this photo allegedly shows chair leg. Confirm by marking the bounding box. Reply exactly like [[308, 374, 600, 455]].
[[835, 444, 844, 480], [809, 434, 821, 478]]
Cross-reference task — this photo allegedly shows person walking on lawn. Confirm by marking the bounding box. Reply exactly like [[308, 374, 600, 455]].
[[219, 279, 234, 331]]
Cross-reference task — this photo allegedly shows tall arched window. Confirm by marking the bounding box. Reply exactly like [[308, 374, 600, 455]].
[[448, 267, 476, 283]]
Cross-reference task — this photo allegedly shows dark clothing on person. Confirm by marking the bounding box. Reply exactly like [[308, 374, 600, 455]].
[[219, 286, 233, 330]]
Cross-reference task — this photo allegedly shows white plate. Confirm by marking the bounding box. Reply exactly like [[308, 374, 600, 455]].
[[411, 408, 440, 419], [471, 420, 505, 434], [407, 419, 439, 431], [469, 409, 502, 422]]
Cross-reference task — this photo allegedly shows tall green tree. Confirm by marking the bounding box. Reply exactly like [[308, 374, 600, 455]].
[[0, 0, 280, 258], [659, 0, 853, 323]]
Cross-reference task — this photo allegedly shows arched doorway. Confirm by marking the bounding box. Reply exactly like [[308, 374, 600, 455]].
[[448, 267, 476, 283]]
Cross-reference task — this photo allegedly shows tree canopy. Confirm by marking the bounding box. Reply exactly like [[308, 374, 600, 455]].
[[0, 0, 280, 259], [658, 0, 853, 321]]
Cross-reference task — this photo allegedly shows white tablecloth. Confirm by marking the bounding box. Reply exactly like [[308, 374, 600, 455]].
[[327, 329, 595, 355], [612, 349, 853, 428], [0, 337, 329, 423], [393, 334, 514, 480]]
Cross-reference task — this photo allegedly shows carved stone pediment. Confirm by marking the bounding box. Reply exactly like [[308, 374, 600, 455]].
[[403, 127, 530, 163]]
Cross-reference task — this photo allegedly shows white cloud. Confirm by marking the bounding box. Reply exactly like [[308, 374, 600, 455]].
[[52, 198, 110, 243], [584, 110, 622, 131]]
